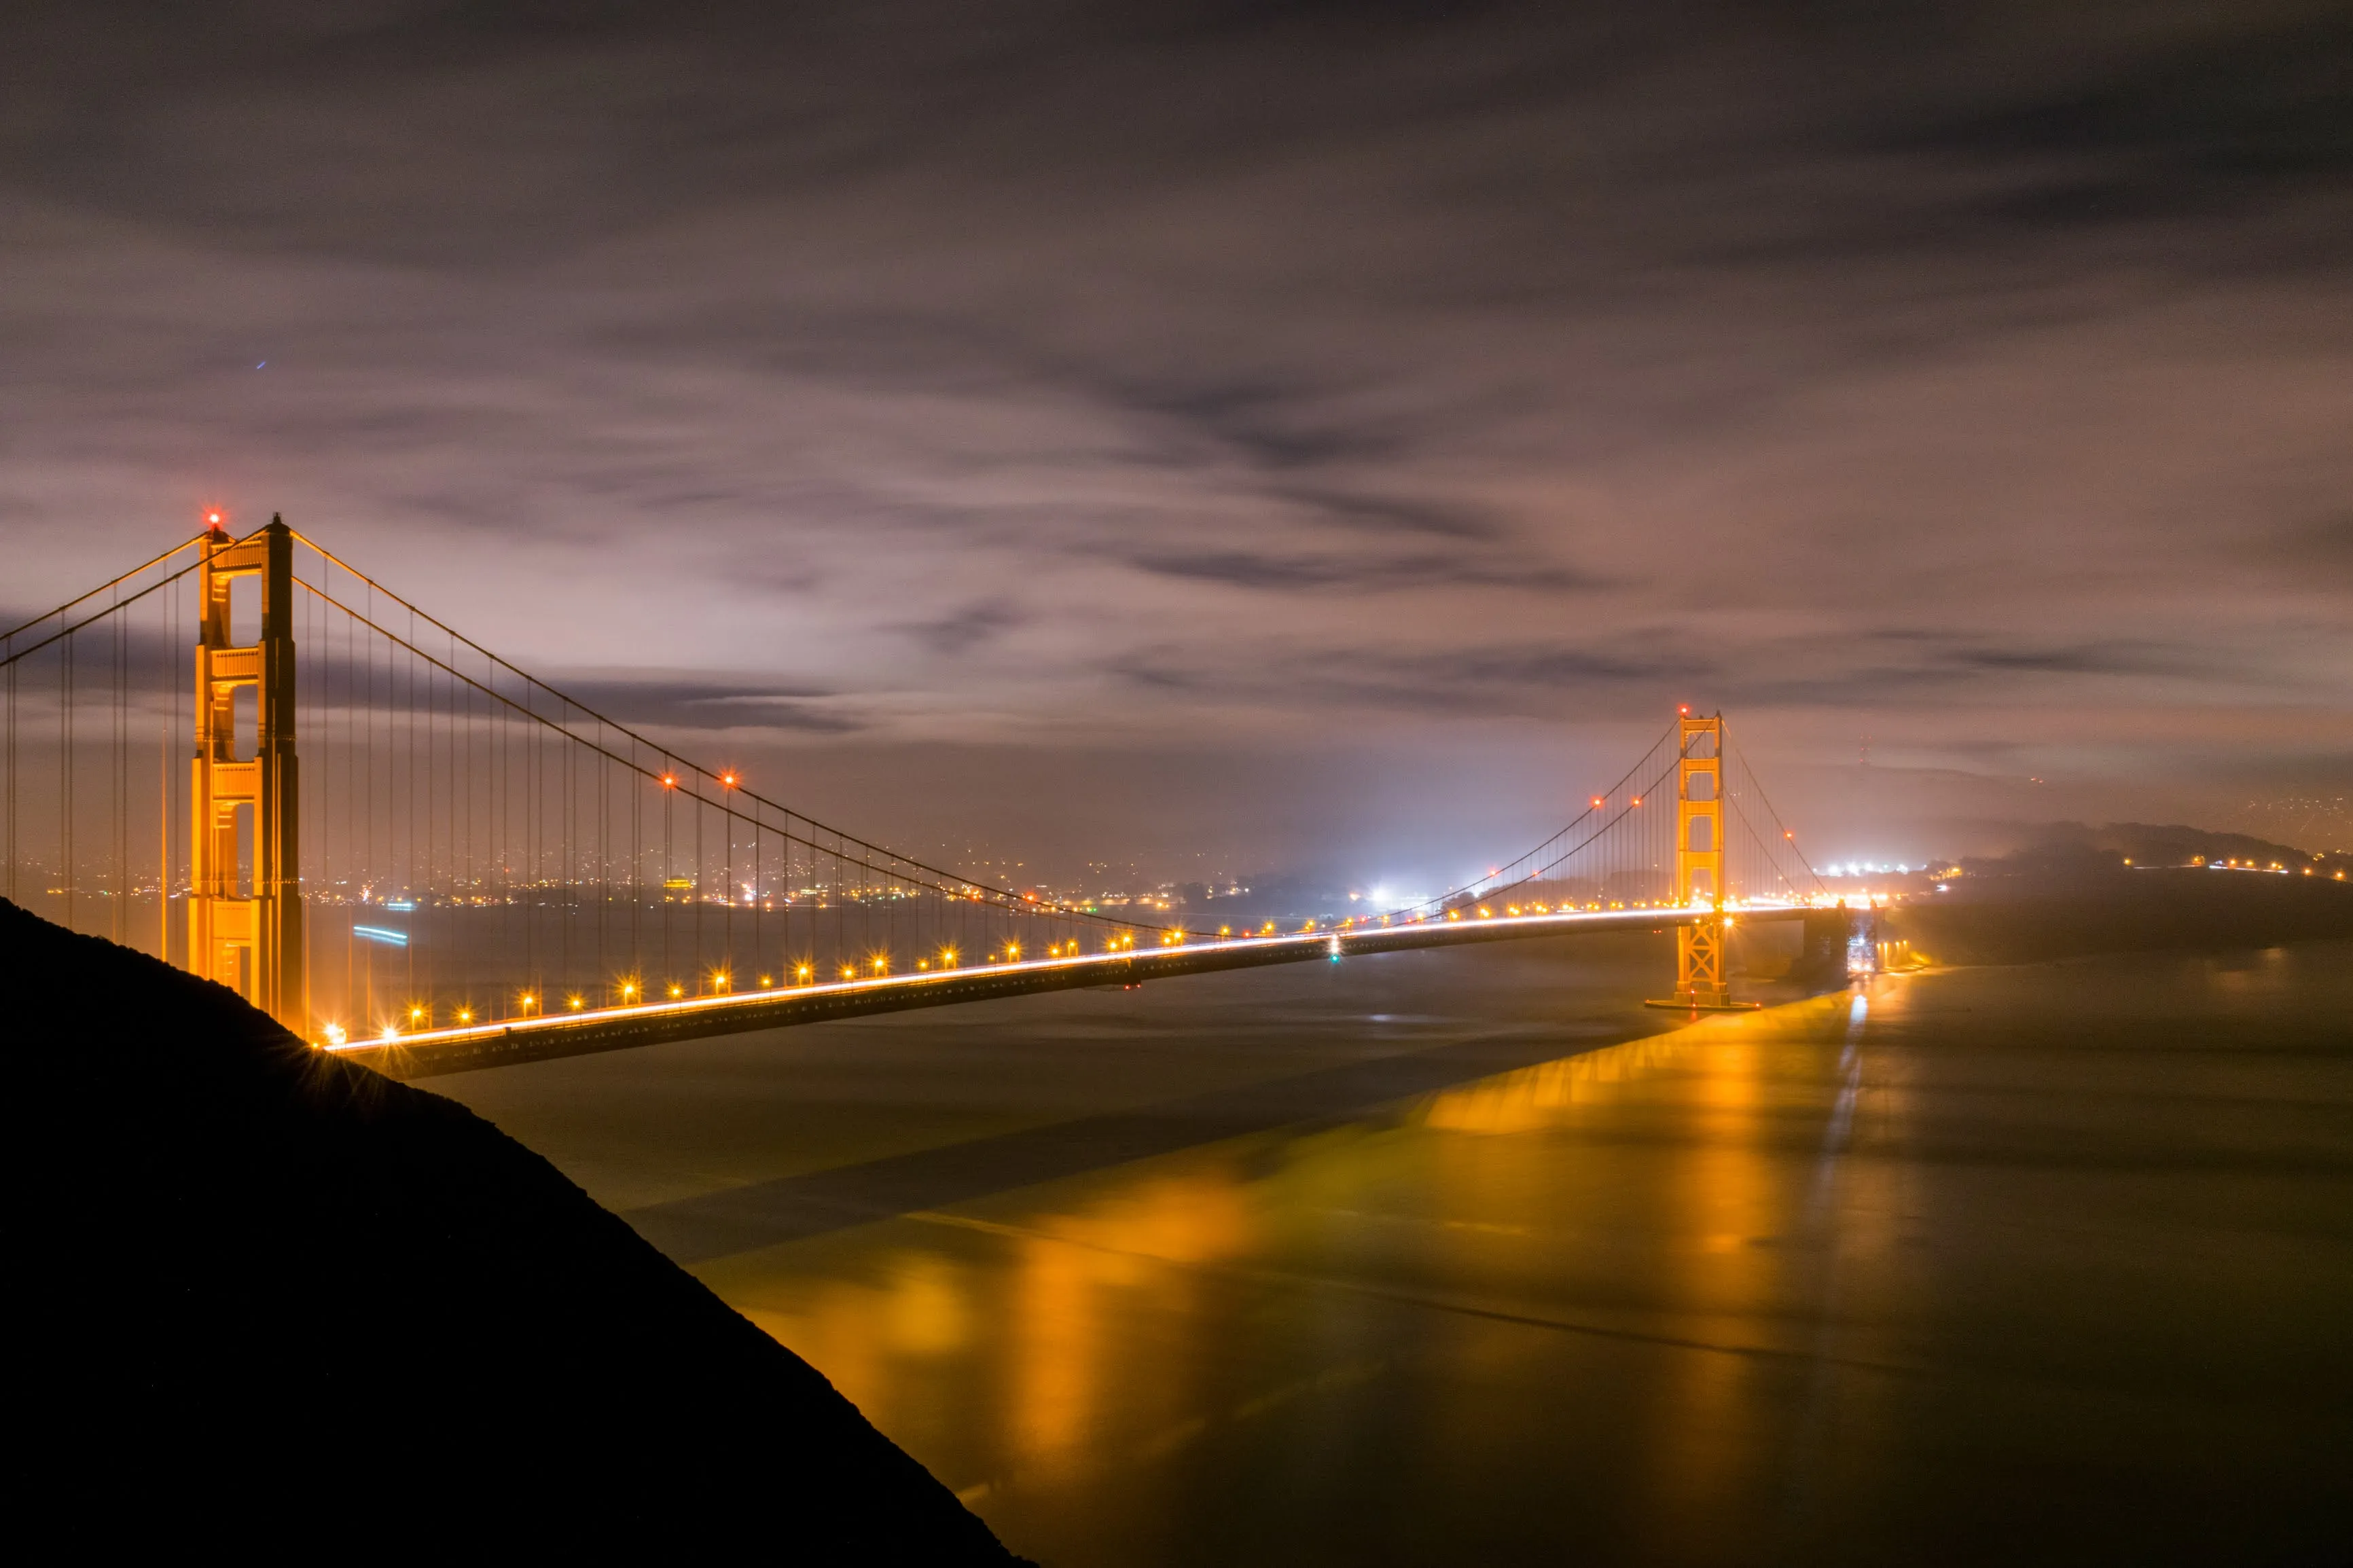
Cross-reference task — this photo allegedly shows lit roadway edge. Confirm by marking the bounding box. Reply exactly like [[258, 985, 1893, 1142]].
[[330, 902, 1816, 1080]]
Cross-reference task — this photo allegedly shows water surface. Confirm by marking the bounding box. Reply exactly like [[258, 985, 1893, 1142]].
[[434, 936, 2353, 1565]]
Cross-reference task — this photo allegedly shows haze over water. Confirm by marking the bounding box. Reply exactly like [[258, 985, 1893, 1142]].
[[434, 936, 2352, 1565]]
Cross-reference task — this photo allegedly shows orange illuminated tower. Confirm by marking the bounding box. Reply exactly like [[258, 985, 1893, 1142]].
[[187, 517, 305, 1030], [1649, 708, 1742, 1010]]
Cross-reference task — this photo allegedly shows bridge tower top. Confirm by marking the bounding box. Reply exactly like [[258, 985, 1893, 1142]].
[[1674, 709, 1723, 908]]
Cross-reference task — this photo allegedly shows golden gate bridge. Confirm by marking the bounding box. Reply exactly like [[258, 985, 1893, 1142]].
[[2, 517, 1827, 1077]]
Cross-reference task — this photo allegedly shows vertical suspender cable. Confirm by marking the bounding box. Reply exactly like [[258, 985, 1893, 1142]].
[[62, 628, 73, 932], [5, 649, 14, 905]]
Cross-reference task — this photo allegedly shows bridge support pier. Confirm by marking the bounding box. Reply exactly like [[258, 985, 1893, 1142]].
[[186, 518, 304, 1033], [1675, 918, 1729, 1007]]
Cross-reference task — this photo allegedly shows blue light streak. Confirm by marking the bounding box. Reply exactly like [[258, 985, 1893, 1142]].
[[353, 925, 409, 947]]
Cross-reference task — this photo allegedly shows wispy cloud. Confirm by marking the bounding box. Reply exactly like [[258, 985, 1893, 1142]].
[[2, 0, 2346, 854]]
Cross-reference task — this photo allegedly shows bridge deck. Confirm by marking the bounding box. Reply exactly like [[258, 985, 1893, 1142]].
[[335, 905, 1806, 1079]]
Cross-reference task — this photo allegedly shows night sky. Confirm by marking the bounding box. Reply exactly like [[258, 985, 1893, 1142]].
[[5, 2, 2348, 883]]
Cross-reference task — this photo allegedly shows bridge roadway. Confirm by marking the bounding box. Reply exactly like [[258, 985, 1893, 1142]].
[[334, 902, 1807, 1080]]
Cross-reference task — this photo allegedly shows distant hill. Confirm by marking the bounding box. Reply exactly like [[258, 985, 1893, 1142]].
[[8, 898, 1024, 1558], [1960, 821, 2352, 879], [1889, 864, 2353, 967]]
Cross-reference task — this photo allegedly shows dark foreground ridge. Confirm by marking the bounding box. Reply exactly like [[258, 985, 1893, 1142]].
[[7, 898, 1023, 1560]]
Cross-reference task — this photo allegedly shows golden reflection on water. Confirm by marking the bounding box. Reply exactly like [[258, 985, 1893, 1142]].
[[1007, 1172, 1259, 1467], [733, 989, 1878, 1550], [1013, 1233, 1097, 1463], [1416, 1031, 1689, 1135], [1039, 1169, 1257, 1266], [1415, 997, 1848, 1135], [888, 1252, 969, 1355], [1656, 1019, 1773, 1558], [735, 1165, 1268, 1491], [1420, 998, 1867, 1560]]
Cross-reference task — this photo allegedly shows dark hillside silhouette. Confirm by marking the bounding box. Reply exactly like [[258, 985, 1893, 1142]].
[[7, 898, 1022, 1560]]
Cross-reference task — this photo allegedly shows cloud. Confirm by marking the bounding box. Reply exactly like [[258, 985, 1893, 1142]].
[[1122, 547, 1593, 594], [2, 0, 2348, 869], [1111, 637, 1689, 720], [2278, 511, 2353, 579], [898, 599, 1024, 657], [550, 676, 866, 734]]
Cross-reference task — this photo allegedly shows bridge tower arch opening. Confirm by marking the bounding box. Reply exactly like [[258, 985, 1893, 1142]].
[[187, 517, 304, 1031]]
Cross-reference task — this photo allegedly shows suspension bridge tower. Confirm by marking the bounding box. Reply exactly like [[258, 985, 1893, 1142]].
[[1661, 708, 1736, 1009], [187, 518, 304, 1030]]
